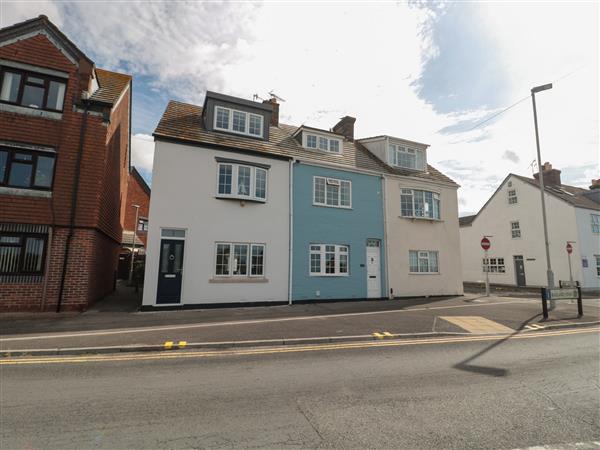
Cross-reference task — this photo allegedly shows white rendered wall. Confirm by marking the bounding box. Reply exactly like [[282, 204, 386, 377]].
[[460, 175, 582, 287], [385, 176, 463, 297], [143, 140, 290, 306], [575, 207, 600, 290]]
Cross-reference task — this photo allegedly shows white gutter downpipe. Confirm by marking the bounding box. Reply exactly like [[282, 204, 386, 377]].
[[288, 159, 296, 305], [382, 175, 392, 299]]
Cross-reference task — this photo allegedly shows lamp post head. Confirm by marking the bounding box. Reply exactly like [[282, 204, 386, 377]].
[[531, 83, 553, 94]]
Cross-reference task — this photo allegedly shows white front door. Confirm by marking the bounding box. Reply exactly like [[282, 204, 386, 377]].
[[366, 240, 381, 298]]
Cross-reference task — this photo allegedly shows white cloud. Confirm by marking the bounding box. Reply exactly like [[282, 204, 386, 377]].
[[131, 134, 154, 174], [2, 1, 597, 215]]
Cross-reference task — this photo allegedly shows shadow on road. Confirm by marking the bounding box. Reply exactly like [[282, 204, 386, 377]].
[[452, 313, 542, 377]]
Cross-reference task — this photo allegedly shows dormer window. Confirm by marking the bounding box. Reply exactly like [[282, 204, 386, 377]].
[[303, 132, 342, 154], [214, 106, 264, 138], [388, 144, 426, 171]]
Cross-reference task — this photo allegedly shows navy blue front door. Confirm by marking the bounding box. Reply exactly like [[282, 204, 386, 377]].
[[157, 239, 184, 304]]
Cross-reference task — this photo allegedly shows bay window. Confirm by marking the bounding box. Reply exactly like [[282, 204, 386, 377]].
[[310, 244, 349, 276], [215, 242, 265, 277], [401, 189, 440, 219], [217, 162, 268, 201], [313, 176, 351, 208]]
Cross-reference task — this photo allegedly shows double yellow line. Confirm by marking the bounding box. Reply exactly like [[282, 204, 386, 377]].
[[1, 326, 597, 366]]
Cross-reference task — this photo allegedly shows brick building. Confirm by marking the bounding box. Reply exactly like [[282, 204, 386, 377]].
[[0, 16, 132, 311], [118, 166, 151, 279]]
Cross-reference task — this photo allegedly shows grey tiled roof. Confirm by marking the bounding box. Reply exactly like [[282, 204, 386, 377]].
[[513, 175, 600, 211], [154, 100, 457, 185], [458, 215, 476, 226]]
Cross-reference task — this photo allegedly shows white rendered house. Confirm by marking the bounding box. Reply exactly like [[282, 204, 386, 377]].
[[459, 163, 600, 291]]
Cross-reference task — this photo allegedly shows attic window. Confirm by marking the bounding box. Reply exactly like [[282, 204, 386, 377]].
[[214, 106, 264, 138], [388, 144, 426, 171], [303, 133, 342, 154]]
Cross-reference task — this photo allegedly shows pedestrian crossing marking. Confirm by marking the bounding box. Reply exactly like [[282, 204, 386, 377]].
[[525, 324, 545, 330], [439, 316, 514, 334]]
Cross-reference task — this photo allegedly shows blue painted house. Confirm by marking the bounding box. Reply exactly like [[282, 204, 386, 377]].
[[292, 163, 386, 300]]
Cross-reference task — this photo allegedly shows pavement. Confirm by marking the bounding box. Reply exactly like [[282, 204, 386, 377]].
[[1, 291, 599, 356], [1, 327, 599, 449]]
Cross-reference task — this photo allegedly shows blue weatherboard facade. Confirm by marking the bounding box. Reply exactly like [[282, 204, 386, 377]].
[[292, 163, 386, 300]]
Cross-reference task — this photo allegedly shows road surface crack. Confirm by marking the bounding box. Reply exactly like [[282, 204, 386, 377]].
[[296, 401, 325, 443]]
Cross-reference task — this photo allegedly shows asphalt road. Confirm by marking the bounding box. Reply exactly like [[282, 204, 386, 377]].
[[1, 330, 599, 449]]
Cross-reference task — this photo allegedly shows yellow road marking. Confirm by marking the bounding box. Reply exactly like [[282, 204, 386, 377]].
[[440, 316, 514, 334], [1, 327, 596, 366], [525, 324, 545, 330], [163, 341, 173, 349], [373, 332, 385, 339], [382, 332, 393, 337], [178, 341, 187, 348]]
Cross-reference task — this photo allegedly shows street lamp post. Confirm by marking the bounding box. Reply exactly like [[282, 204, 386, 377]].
[[129, 204, 140, 285], [531, 83, 554, 289]]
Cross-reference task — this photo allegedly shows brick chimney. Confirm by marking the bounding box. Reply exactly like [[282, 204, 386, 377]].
[[533, 162, 562, 187], [262, 98, 279, 127], [590, 179, 600, 190], [332, 116, 356, 141]]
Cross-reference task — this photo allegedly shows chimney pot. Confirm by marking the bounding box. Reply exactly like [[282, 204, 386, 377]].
[[590, 179, 600, 190], [262, 98, 279, 127], [332, 116, 356, 141]]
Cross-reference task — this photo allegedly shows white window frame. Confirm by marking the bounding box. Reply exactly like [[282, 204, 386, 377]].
[[309, 244, 349, 276], [482, 257, 506, 273], [302, 132, 342, 154], [214, 242, 266, 278], [313, 176, 352, 209], [591, 214, 600, 234], [388, 143, 426, 171], [409, 250, 439, 274], [213, 106, 264, 138], [510, 221, 521, 238], [595, 255, 600, 277], [400, 188, 441, 220], [508, 189, 518, 205], [216, 162, 268, 202]]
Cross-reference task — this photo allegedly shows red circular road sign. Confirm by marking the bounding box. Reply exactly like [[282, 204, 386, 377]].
[[481, 237, 491, 250], [566, 243, 573, 254]]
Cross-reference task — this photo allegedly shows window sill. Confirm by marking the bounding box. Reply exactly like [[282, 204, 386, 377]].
[[0, 187, 52, 198], [309, 274, 350, 277], [0, 103, 62, 120], [399, 216, 443, 222], [409, 272, 440, 275], [209, 277, 268, 283], [313, 203, 352, 210], [215, 195, 266, 204]]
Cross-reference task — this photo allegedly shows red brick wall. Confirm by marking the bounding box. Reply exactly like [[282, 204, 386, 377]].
[[123, 171, 150, 246], [0, 32, 130, 312]]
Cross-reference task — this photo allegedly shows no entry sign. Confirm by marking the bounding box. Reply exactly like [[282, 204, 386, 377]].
[[481, 237, 491, 250], [566, 243, 573, 254]]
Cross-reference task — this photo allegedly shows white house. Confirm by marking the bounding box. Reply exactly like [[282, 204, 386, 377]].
[[143, 93, 291, 307], [460, 163, 600, 291], [358, 136, 463, 297]]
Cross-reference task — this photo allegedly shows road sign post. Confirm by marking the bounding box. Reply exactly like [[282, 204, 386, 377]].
[[566, 242, 574, 285], [481, 237, 491, 297]]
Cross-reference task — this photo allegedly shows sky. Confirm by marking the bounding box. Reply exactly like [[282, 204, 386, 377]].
[[2, 1, 598, 216]]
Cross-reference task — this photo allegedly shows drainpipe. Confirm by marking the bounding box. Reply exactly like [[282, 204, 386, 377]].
[[288, 159, 295, 305], [382, 175, 391, 299], [57, 100, 89, 312]]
